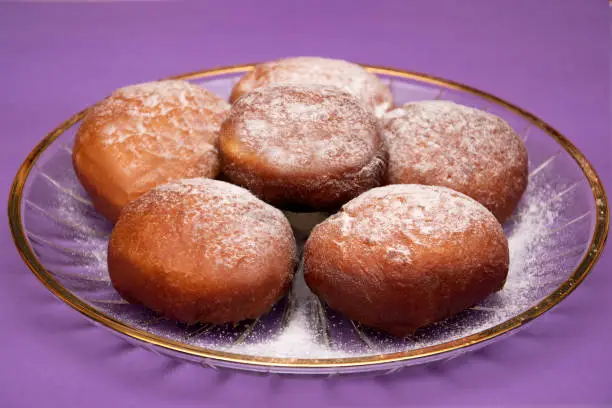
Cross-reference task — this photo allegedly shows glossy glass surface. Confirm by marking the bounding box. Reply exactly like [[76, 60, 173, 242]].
[[8, 66, 608, 375]]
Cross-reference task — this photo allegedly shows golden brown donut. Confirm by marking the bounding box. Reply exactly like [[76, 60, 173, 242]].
[[108, 178, 297, 324], [73, 80, 230, 223], [304, 184, 509, 337], [382, 100, 528, 222], [220, 84, 388, 211], [231, 57, 394, 117]]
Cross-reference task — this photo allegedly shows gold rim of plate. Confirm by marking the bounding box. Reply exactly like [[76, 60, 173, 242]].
[[7, 64, 610, 370]]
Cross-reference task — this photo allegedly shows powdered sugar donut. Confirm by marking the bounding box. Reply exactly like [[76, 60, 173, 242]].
[[304, 184, 509, 337], [108, 178, 297, 324], [231, 57, 394, 117], [220, 84, 387, 211], [73, 80, 230, 222], [382, 100, 528, 222]]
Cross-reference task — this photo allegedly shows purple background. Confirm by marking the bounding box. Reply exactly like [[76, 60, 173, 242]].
[[1, 0, 610, 406]]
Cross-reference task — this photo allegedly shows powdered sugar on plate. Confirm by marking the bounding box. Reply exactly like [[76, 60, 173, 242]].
[[33, 68, 582, 361], [217, 177, 565, 358], [45, 167, 569, 359]]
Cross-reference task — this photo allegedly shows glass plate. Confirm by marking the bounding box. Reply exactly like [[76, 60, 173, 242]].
[[8, 65, 609, 375]]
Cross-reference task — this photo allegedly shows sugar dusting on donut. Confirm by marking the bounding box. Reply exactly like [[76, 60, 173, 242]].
[[112, 80, 229, 117], [232, 57, 393, 117], [228, 84, 381, 173], [124, 178, 295, 269], [319, 184, 501, 263], [382, 100, 528, 221], [79, 80, 230, 173], [383, 100, 526, 185]]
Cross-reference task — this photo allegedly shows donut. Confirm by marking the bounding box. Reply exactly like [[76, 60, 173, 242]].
[[304, 184, 509, 337], [219, 84, 388, 211], [108, 178, 297, 325], [230, 57, 394, 117], [382, 100, 528, 222], [73, 80, 230, 223]]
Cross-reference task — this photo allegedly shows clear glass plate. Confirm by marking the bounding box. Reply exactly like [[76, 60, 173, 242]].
[[8, 65, 609, 375]]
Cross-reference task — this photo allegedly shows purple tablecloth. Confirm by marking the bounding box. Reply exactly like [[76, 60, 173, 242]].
[[1, 1, 610, 406]]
